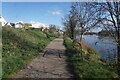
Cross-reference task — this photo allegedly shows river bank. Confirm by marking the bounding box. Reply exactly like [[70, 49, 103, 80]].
[[76, 35, 117, 63], [64, 36, 118, 78]]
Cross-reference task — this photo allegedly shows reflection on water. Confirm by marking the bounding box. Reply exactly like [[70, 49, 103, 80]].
[[76, 35, 117, 62]]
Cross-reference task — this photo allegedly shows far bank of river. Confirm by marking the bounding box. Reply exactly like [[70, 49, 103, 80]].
[[76, 35, 117, 63]]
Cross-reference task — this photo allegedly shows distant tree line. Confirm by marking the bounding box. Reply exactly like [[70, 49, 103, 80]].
[[98, 29, 116, 37]]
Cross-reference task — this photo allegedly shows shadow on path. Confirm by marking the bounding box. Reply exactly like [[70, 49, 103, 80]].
[[13, 36, 73, 78]]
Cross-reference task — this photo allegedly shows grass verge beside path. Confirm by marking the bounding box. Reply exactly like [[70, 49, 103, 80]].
[[2, 26, 60, 78], [64, 36, 118, 78]]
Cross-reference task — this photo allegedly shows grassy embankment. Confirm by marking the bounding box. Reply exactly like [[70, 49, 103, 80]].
[[64, 36, 118, 78], [0, 26, 2, 79], [2, 26, 60, 78]]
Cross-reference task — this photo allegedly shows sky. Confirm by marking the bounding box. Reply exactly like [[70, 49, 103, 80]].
[[1, 2, 102, 32], [2, 2, 72, 29]]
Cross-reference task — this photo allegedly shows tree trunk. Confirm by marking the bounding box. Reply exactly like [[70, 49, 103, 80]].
[[117, 16, 120, 77], [71, 28, 74, 39], [79, 34, 83, 60], [117, 41, 120, 77], [71, 30, 74, 39], [117, 44, 120, 76]]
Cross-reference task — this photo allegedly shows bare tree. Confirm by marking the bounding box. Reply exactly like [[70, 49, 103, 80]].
[[71, 2, 101, 57], [76, 2, 102, 40], [63, 2, 102, 57], [96, 1, 120, 75]]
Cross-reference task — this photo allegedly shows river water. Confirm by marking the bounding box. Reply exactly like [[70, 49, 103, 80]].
[[76, 35, 117, 62]]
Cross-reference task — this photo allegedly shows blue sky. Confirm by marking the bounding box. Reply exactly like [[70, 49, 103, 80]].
[[2, 2, 72, 29], [2, 2, 102, 32]]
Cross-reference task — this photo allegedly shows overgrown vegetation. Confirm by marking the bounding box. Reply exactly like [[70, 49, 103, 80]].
[[64, 36, 118, 78], [2, 26, 60, 78]]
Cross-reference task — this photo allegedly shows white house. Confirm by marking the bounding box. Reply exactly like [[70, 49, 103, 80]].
[[15, 21, 24, 28], [10, 21, 24, 28], [0, 16, 11, 27], [54, 29, 64, 34], [30, 22, 49, 31]]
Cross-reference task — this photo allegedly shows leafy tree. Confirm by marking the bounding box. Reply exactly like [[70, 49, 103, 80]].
[[62, 4, 77, 39], [23, 23, 32, 30], [49, 24, 57, 34]]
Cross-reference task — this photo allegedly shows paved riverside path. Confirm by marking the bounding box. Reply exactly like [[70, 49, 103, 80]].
[[13, 36, 73, 78]]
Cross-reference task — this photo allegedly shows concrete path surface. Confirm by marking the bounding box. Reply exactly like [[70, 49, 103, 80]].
[[13, 36, 73, 78]]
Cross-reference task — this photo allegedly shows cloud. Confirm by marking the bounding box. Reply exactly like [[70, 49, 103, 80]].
[[52, 11, 61, 15], [48, 10, 61, 15]]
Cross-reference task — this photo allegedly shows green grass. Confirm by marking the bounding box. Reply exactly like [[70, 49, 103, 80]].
[[64, 36, 118, 78], [0, 26, 2, 79], [2, 26, 60, 78]]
